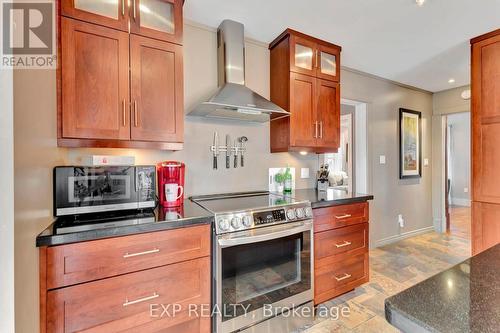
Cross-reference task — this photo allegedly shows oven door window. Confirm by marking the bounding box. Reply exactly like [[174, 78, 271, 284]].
[[221, 230, 311, 321]]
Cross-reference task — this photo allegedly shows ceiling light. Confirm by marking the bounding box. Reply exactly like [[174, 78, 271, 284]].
[[415, 0, 425, 6], [299, 151, 308, 156], [461, 89, 471, 100], [448, 78, 455, 84]]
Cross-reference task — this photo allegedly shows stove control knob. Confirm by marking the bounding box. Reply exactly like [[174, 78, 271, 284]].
[[304, 207, 313, 218], [296, 208, 305, 219], [231, 217, 242, 229], [218, 218, 230, 231], [286, 209, 296, 220], [242, 216, 252, 227]]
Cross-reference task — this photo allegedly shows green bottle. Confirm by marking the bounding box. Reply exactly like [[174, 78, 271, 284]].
[[284, 166, 292, 193]]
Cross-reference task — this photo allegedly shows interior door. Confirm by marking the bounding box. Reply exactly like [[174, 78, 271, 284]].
[[289, 73, 317, 148], [62, 0, 129, 31], [316, 43, 340, 82], [61, 18, 130, 140], [316, 79, 340, 150], [130, 0, 183, 44], [130, 35, 184, 142], [290, 35, 317, 77]]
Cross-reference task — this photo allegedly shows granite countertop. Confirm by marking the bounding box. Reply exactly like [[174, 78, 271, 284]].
[[385, 244, 500, 333], [36, 199, 213, 247], [286, 188, 373, 209]]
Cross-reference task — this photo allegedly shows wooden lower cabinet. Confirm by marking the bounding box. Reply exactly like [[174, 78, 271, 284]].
[[313, 203, 370, 305], [41, 226, 211, 333]]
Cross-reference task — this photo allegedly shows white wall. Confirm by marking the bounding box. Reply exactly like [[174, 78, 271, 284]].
[[1, 67, 15, 332], [447, 112, 471, 206]]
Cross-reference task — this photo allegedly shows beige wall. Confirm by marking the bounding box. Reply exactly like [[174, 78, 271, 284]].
[[433, 85, 470, 115], [340, 69, 434, 246], [14, 22, 433, 332], [1, 63, 15, 333]]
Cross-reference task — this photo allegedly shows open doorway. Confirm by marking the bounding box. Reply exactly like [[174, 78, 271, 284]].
[[444, 112, 471, 239], [323, 99, 368, 194]]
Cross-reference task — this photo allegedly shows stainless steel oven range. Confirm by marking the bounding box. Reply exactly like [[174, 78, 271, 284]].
[[191, 191, 314, 333]]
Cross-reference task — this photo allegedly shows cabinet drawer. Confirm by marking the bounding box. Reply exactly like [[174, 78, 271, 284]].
[[47, 257, 210, 333], [47, 224, 210, 289], [314, 253, 368, 305], [315, 223, 368, 261], [313, 202, 369, 232]]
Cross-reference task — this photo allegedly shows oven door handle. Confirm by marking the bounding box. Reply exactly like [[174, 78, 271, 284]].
[[217, 222, 312, 248]]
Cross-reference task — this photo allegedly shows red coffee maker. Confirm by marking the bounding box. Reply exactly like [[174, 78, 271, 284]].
[[157, 161, 185, 207]]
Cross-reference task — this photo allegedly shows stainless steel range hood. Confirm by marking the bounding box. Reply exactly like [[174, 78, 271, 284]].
[[188, 20, 289, 123]]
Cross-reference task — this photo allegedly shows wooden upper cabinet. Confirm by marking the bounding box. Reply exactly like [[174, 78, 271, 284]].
[[316, 79, 340, 148], [471, 29, 500, 255], [270, 29, 341, 153], [62, 0, 129, 31], [130, 0, 183, 45], [130, 35, 183, 142], [61, 17, 130, 140], [290, 73, 317, 147]]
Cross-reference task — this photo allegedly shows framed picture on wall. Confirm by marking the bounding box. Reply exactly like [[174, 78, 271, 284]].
[[399, 108, 422, 179]]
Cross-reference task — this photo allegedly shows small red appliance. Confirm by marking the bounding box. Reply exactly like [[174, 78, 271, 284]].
[[157, 161, 185, 207]]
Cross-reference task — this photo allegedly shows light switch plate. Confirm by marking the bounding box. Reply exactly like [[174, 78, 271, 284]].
[[379, 155, 386, 164], [424, 158, 429, 166], [300, 168, 310, 179]]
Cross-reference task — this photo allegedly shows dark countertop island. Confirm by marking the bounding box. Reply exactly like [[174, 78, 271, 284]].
[[286, 188, 374, 209], [385, 244, 500, 333], [36, 199, 213, 247]]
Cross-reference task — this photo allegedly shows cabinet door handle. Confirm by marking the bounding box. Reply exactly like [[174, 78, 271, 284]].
[[121, 0, 125, 16], [334, 214, 352, 220], [314, 121, 318, 138], [123, 292, 159, 307], [122, 99, 126, 126], [123, 248, 159, 258], [319, 121, 323, 138], [335, 241, 352, 248], [133, 0, 137, 20], [133, 100, 138, 127], [334, 273, 352, 282]]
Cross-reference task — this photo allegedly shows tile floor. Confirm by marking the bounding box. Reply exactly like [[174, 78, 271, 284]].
[[448, 205, 471, 240], [302, 231, 471, 332]]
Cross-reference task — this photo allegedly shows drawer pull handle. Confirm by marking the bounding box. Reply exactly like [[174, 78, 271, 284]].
[[335, 241, 352, 248], [123, 292, 159, 307], [123, 248, 160, 258], [335, 214, 352, 220], [334, 273, 352, 282]]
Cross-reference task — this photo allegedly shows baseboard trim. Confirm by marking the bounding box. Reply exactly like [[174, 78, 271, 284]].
[[373, 226, 435, 248], [450, 198, 471, 207]]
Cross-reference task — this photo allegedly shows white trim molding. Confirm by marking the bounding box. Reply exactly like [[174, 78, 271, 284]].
[[373, 226, 435, 248]]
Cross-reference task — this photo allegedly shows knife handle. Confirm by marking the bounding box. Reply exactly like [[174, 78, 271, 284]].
[[234, 154, 238, 168], [241, 154, 244, 167], [213, 156, 218, 170], [226, 156, 230, 169]]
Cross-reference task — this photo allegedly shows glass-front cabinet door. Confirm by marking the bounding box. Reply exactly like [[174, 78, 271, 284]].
[[62, 0, 129, 31], [130, 0, 183, 44], [317, 43, 340, 82], [290, 35, 317, 77]]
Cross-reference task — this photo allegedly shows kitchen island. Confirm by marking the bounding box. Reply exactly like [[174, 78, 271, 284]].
[[385, 244, 500, 333]]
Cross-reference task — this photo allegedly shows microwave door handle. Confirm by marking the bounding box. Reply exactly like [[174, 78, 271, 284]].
[[217, 222, 311, 248]]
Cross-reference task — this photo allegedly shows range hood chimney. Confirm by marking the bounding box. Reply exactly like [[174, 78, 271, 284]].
[[188, 20, 289, 122]]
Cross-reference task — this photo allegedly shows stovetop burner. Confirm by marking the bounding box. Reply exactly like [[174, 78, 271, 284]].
[[191, 191, 312, 234]]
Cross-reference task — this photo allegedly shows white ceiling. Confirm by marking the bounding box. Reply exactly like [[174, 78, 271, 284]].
[[184, 0, 500, 92]]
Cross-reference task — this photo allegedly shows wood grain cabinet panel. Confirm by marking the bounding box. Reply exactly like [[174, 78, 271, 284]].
[[315, 223, 368, 262], [47, 257, 210, 333], [313, 202, 369, 233], [47, 224, 210, 289], [130, 35, 183, 143], [61, 17, 130, 140], [316, 79, 340, 148], [269, 29, 341, 153], [471, 29, 500, 254]]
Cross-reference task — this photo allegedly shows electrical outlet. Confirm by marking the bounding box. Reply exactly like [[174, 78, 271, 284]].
[[300, 168, 310, 179], [398, 214, 405, 228], [464, 187, 469, 193], [379, 155, 386, 165]]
